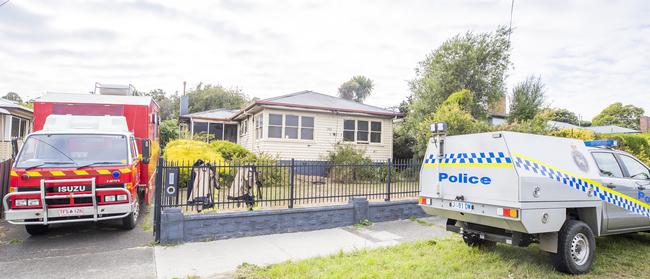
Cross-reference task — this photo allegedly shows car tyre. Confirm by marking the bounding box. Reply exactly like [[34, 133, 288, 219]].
[[121, 194, 140, 230], [552, 220, 595, 274]]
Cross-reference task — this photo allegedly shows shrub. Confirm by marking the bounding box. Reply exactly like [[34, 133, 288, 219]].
[[325, 144, 375, 183], [254, 153, 287, 187], [163, 139, 225, 186], [210, 140, 256, 161], [599, 133, 650, 165], [548, 128, 596, 141], [159, 119, 179, 149]]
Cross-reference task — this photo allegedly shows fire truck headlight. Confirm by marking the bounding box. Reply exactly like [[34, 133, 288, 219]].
[[15, 199, 27, 206], [27, 199, 40, 206], [105, 195, 116, 202], [116, 194, 128, 201]]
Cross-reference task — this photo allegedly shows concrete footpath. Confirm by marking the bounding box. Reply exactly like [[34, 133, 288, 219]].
[[154, 216, 449, 279]]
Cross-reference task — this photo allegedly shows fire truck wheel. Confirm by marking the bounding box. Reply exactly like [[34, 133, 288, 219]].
[[25, 224, 49, 235], [121, 195, 140, 230], [552, 220, 595, 274]]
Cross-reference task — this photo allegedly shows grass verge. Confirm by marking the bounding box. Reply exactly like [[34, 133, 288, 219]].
[[235, 233, 650, 279]]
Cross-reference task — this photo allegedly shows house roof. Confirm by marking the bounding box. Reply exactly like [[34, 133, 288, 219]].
[[233, 90, 402, 119], [584, 125, 638, 134], [180, 108, 240, 121], [0, 98, 33, 113], [547, 120, 639, 134], [36, 92, 156, 107]]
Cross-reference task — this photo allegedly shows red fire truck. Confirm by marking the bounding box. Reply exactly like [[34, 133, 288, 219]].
[[2, 84, 160, 235]]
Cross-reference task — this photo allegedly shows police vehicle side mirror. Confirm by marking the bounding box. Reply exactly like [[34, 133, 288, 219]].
[[11, 138, 18, 159], [142, 139, 151, 164]]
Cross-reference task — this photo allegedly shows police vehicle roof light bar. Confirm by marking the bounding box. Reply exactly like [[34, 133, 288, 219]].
[[584, 140, 618, 148]]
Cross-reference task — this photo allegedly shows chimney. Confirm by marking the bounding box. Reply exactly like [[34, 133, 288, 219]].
[[640, 116, 650, 132]]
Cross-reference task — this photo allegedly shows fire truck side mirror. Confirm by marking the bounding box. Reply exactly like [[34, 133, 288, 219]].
[[11, 138, 18, 159], [142, 139, 151, 164]]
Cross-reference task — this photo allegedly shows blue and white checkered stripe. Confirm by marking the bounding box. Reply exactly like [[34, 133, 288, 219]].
[[514, 155, 650, 218], [424, 152, 513, 164]]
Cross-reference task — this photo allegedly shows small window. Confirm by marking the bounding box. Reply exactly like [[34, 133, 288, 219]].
[[130, 138, 138, 161], [193, 122, 208, 134], [301, 116, 314, 140], [284, 115, 299, 139], [370, 121, 381, 143], [240, 119, 247, 136], [343, 120, 355, 142], [592, 152, 624, 178], [255, 114, 263, 139], [357, 120, 369, 142], [10, 117, 20, 138], [19, 119, 27, 138], [268, 114, 283, 138], [620, 155, 650, 179]]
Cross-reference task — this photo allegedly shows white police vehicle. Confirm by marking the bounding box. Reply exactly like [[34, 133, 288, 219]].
[[419, 123, 650, 274]]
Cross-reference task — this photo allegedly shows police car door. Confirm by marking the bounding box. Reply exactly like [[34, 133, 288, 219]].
[[591, 151, 639, 231], [616, 153, 650, 228]]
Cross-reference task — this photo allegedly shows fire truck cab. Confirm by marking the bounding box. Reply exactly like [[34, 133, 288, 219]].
[[2, 84, 160, 235]]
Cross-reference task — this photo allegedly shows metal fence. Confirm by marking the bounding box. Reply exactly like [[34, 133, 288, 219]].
[[155, 158, 421, 213], [0, 159, 12, 217]]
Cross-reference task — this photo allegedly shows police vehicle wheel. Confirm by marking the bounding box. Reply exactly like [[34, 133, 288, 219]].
[[552, 220, 595, 274], [121, 194, 140, 230], [25, 224, 49, 235]]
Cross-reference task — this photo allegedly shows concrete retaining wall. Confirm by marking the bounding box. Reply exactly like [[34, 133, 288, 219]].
[[160, 197, 426, 243]]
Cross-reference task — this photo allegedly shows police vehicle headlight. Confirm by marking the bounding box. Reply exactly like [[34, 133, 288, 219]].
[[105, 195, 116, 202], [116, 194, 128, 201]]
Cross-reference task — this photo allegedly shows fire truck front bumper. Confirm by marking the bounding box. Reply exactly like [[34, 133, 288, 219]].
[[2, 177, 134, 225], [3, 203, 133, 225]]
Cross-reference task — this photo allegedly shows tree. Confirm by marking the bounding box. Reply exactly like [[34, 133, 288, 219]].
[[3, 92, 22, 102], [337, 75, 374, 103], [549, 108, 580, 125], [508, 76, 545, 123], [160, 119, 179, 148], [407, 26, 511, 123], [187, 84, 248, 113], [592, 103, 644, 130], [144, 89, 180, 120], [414, 90, 490, 157]]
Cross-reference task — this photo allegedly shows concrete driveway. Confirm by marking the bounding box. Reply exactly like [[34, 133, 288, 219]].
[[0, 206, 155, 279]]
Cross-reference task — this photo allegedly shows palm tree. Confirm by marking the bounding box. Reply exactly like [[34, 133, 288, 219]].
[[337, 75, 374, 103]]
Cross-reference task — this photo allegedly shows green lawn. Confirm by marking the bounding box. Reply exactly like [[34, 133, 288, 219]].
[[234, 232, 650, 279]]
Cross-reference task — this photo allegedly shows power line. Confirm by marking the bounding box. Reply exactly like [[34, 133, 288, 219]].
[[508, 0, 515, 41], [0, 0, 10, 8]]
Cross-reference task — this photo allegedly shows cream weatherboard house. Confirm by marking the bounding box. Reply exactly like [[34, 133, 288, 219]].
[[182, 91, 402, 161]]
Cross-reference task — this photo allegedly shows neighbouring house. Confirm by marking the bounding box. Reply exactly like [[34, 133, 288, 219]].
[[0, 98, 33, 160], [183, 91, 402, 161], [179, 109, 239, 143], [547, 120, 639, 134]]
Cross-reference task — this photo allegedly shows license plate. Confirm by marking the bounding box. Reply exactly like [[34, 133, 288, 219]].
[[450, 201, 474, 211], [54, 185, 89, 193], [58, 208, 86, 216]]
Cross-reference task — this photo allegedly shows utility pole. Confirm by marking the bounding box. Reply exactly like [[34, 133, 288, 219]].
[[508, 0, 515, 41]]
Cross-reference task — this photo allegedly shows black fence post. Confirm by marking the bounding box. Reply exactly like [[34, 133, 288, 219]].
[[385, 158, 392, 201], [289, 158, 295, 209], [153, 156, 164, 242]]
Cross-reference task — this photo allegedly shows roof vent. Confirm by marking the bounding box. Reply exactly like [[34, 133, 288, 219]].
[[94, 82, 135, 96]]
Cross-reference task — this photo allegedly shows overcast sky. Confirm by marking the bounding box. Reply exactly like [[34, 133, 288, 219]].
[[0, 0, 648, 119]]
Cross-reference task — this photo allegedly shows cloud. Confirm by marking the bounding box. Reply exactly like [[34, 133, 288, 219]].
[[0, 0, 648, 119]]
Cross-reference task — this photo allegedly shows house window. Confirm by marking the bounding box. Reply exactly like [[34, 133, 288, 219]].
[[255, 114, 263, 139], [301, 116, 314, 140], [284, 115, 299, 139], [343, 119, 382, 144], [343, 120, 355, 142], [268, 114, 283, 138], [357, 121, 369, 142], [370, 121, 381, 143], [10, 117, 20, 138]]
